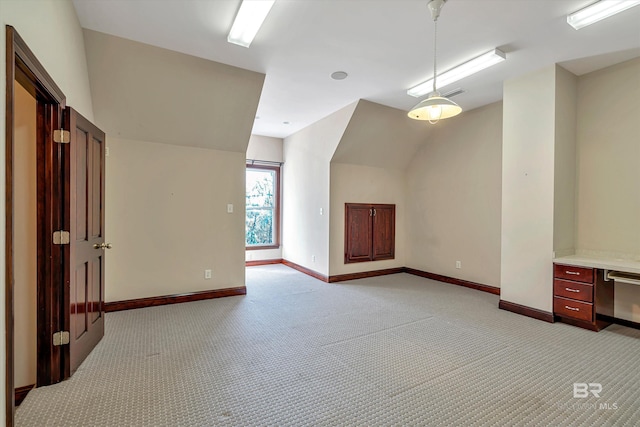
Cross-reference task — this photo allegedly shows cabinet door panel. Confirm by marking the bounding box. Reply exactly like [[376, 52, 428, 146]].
[[372, 205, 395, 260], [345, 204, 373, 263]]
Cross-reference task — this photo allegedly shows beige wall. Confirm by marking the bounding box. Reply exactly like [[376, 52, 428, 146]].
[[84, 29, 264, 153], [246, 135, 284, 262], [282, 103, 357, 275], [575, 58, 640, 258], [501, 65, 584, 312], [246, 135, 283, 163], [553, 66, 578, 258], [329, 163, 406, 276], [575, 58, 640, 322], [331, 100, 432, 170], [501, 66, 557, 312], [105, 138, 246, 301], [1, 0, 95, 418], [13, 83, 37, 388], [85, 29, 264, 301], [406, 102, 503, 287]]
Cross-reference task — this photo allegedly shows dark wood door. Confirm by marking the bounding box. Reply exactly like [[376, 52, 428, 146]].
[[372, 205, 395, 260], [63, 107, 106, 376], [345, 204, 373, 263]]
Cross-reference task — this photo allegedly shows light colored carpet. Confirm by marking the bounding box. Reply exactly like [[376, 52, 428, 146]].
[[16, 265, 640, 426]]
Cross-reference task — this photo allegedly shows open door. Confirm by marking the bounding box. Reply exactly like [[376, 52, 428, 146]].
[[62, 107, 107, 376], [7, 27, 108, 424]]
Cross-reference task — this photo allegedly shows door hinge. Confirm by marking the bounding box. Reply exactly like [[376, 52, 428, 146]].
[[53, 331, 70, 346], [53, 230, 70, 245], [53, 129, 70, 144]]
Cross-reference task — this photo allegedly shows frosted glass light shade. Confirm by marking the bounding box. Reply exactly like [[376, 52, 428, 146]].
[[408, 95, 462, 123]]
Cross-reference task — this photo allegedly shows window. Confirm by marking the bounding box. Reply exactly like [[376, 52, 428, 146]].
[[246, 165, 280, 249]]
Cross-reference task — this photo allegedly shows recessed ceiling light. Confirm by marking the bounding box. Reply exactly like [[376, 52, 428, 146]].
[[567, 0, 640, 30], [331, 71, 348, 80], [227, 0, 275, 48]]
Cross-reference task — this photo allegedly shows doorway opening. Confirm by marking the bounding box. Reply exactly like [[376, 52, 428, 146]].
[[6, 25, 107, 426]]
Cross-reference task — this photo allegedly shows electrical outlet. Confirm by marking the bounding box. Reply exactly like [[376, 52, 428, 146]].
[[456, 261, 461, 269], [312, 255, 316, 262], [204, 269, 212, 279]]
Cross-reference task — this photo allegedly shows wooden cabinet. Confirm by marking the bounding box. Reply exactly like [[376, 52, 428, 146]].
[[345, 203, 395, 264], [553, 264, 614, 331]]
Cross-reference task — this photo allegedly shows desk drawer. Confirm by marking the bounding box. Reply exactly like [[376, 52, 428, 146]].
[[554, 279, 593, 303], [554, 297, 593, 322], [554, 264, 594, 283]]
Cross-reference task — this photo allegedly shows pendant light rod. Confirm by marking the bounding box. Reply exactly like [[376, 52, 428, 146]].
[[428, 0, 444, 94], [408, 0, 462, 123], [432, 19, 438, 94]]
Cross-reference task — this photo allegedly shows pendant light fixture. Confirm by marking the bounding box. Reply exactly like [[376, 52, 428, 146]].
[[408, 0, 462, 123]]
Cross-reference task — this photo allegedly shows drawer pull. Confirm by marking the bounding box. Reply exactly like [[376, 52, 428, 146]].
[[565, 305, 579, 311], [565, 288, 580, 293], [565, 271, 580, 275]]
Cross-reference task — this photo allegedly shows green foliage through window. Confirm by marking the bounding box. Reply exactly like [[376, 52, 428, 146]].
[[246, 168, 276, 246]]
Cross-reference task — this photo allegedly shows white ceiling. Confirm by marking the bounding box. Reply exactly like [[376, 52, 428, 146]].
[[72, 0, 640, 139]]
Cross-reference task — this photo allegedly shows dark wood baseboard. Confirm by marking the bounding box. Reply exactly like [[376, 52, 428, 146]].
[[599, 315, 640, 331], [246, 258, 283, 267], [554, 315, 607, 332], [281, 259, 329, 282], [15, 384, 34, 406], [104, 287, 247, 312], [328, 267, 405, 283], [405, 267, 500, 295], [499, 300, 555, 323]]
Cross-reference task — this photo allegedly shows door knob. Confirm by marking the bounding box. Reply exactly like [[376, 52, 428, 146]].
[[93, 243, 113, 249]]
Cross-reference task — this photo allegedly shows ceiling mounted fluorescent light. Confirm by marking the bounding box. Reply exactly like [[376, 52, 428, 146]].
[[228, 0, 275, 47], [567, 0, 640, 30], [407, 49, 506, 98]]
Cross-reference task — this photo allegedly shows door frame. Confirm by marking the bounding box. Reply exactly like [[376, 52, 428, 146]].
[[5, 25, 66, 425]]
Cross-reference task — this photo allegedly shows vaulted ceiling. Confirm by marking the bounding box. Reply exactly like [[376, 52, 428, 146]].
[[73, 0, 640, 138], [84, 30, 264, 153]]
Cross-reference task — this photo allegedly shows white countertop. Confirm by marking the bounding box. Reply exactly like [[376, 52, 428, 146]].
[[554, 254, 640, 275]]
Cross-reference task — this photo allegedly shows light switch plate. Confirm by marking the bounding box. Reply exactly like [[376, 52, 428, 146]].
[[227, 204, 234, 213]]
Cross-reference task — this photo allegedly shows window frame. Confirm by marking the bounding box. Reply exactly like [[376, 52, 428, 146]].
[[245, 164, 281, 250]]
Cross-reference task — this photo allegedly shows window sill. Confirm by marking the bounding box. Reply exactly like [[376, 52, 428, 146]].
[[246, 245, 281, 251]]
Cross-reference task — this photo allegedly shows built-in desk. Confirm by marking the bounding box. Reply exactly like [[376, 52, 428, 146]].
[[553, 255, 640, 331], [553, 255, 640, 275]]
